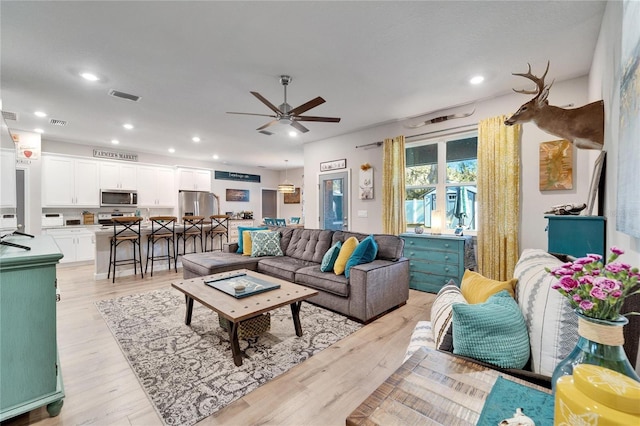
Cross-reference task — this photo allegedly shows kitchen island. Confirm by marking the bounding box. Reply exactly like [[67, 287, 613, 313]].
[[92, 219, 254, 280]]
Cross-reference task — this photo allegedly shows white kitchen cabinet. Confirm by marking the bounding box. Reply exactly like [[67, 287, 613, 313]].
[[177, 168, 211, 192], [42, 155, 99, 207], [0, 149, 16, 208], [45, 227, 95, 263], [137, 165, 175, 207], [99, 161, 137, 190]]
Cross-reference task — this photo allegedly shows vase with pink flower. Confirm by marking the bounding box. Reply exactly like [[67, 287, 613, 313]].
[[547, 246, 640, 392]]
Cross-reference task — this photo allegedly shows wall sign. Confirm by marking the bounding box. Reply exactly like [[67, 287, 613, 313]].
[[226, 189, 250, 202], [320, 158, 346, 172], [93, 149, 138, 162], [215, 170, 261, 183]]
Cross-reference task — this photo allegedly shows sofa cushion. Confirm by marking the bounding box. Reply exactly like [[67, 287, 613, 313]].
[[431, 281, 467, 352], [257, 256, 318, 282], [514, 249, 578, 376], [181, 252, 260, 278], [320, 241, 342, 272], [334, 236, 359, 275], [236, 226, 268, 253], [345, 235, 378, 278], [452, 290, 530, 369], [332, 231, 404, 261], [460, 270, 517, 304], [284, 228, 334, 263], [295, 265, 349, 297], [250, 231, 283, 257]]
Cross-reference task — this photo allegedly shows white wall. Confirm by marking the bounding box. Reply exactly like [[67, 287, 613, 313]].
[[304, 77, 594, 253]]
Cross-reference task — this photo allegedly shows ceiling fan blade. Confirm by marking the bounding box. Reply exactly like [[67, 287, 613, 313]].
[[259, 130, 274, 136], [288, 97, 325, 116], [227, 112, 277, 118], [256, 120, 279, 131], [296, 115, 341, 123], [290, 120, 309, 133], [251, 91, 283, 114]]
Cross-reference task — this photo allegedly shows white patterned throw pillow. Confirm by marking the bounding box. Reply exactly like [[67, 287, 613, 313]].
[[514, 248, 579, 376], [430, 282, 468, 351], [250, 231, 284, 257]]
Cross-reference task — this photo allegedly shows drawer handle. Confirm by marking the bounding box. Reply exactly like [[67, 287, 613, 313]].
[[444, 243, 450, 248], [444, 255, 449, 260], [409, 241, 414, 245], [410, 252, 415, 256], [444, 267, 449, 272]]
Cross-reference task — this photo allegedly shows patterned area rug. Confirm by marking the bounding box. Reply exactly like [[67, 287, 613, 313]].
[[95, 289, 361, 426]]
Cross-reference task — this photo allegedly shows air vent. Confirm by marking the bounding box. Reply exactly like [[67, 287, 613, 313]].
[[49, 118, 67, 126], [108, 89, 141, 102], [2, 111, 17, 121]]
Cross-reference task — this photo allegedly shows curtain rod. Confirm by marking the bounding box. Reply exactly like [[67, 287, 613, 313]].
[[357, 123, 478, 149]]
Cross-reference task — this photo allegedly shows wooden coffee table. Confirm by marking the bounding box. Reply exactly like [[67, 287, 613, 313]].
[[171, 269, 318, 366], [346, 347, 550, 425]]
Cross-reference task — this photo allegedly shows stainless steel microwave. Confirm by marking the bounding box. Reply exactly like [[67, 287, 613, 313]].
[[100, 189, 138, 207]]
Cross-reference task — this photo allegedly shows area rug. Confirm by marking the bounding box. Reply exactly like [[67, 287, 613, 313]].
[[95, 289, 361, 426]]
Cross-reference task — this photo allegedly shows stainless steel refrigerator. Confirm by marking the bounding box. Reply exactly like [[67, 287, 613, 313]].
[[178, 190, 218, 218]]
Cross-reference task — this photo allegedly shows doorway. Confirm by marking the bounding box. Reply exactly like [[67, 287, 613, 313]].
[[261, 188, 277, 221], [16, 168, 26, 232], [319, 171, 349, 231]]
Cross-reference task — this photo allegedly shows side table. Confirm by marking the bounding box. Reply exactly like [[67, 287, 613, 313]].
[[346, 347, 549, 425]]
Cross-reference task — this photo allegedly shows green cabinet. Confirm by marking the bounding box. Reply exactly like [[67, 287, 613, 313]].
[[401, 233, 466, 293], [545, 215, 606, 258], [0, 235, 64, 421]]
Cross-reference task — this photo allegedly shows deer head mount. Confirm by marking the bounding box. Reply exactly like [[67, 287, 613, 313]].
[[504, 62, 604, 150]]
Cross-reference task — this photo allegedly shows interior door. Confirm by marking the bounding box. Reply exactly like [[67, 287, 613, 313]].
[[261, 189, 277, 220], [319, 171, 348, 231]]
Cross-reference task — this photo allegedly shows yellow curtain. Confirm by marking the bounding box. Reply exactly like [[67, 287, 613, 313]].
[[382, 135, 407, 235], [477, 116, 521, 280]]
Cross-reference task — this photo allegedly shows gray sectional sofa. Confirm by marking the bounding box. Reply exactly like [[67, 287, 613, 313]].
[[181, 226, 410, 323]]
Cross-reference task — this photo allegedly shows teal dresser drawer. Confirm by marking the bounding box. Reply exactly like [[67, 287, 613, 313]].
[[401, 233, 466, 294]]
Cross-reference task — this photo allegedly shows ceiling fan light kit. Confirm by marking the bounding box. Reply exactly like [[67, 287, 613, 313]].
[[227, 75, 341, 135]]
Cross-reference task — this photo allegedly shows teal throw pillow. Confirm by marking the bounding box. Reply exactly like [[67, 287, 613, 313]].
[[452, 290, 530, 369], [236, 226, 268, 253], [250, 231, 283, 257], [344, 235, 378, 278], [320, 241, 342, 272]]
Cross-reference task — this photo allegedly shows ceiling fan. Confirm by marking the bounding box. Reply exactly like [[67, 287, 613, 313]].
[[227, 75, 341, 135]]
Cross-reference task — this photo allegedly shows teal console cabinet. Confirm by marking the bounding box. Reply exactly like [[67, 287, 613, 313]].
[[401, 233, 466, 293], [545, 215, 606, 258], [0, 235, 64, 421]]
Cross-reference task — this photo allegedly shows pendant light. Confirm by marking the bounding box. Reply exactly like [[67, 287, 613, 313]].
[[278, 160, 296, 193]]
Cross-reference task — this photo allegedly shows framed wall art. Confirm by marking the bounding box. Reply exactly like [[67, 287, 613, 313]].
[[226, 188, 250, 202], [359, 163, 374, 199], [320, 158, 346, 172], [283, 187, 301, 204], [539, 139, 573, 191]]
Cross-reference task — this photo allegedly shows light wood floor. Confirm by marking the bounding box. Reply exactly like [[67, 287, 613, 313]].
[[3, 263, 435, 426]]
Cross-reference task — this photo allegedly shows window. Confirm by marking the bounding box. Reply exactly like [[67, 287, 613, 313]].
[[405, 134, 478, 232]]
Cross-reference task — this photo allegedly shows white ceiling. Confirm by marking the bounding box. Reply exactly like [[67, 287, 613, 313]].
[[1, 1, 606, 170]]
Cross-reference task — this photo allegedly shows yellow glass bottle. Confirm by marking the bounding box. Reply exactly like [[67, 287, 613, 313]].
[[554, 364, 640, 425]]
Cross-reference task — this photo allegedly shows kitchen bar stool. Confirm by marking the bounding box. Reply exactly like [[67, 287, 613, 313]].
[[176, 215, 204, 257], [206, 215, 229, 251], [108, 216, 144, 283], [145, 216, 177, 276]]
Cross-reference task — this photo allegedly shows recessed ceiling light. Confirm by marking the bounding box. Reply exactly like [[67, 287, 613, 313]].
[[288, 131, 298, 137], [192, 136, 201, 142], [212, 154, 219, 160], [80, 72, 100, 81], [168, 148, 175, 153], [470, 75, 485, 85], [111, 139, 120, 145], [34, 128, 44, 134], [34, 111, 47, 118], [123, 123, 134, 130]]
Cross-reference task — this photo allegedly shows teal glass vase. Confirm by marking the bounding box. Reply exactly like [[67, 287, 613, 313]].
[[551, 311, 640, 393]]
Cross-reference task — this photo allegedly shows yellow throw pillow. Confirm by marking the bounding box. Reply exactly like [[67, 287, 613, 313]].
[[242, 229, 268, 256], [333, 237, 359, 275], [460, 270, 517, 304]]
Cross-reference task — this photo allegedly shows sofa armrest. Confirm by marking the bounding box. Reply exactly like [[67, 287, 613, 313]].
[[348, 258, 410, 322], [223, 242, 239, 253]]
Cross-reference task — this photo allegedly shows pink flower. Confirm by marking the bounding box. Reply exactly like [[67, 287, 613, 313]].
[[579, 300, 594, 311], [579, 275, 594, 285], [551, 283, 561, 290], [587, 253, 603, 261], [551, 267, 574, 276], [611, 290, 623, 298], [605, 263, 625, 274], [611, 246, 624, 255], [590, 287, 608, 300], [575, 257, 596, 265], [559, 276, 579, 291], [571, 264, 584, 272], [573, 294, 582, 302], [594, 277, 620, 292]]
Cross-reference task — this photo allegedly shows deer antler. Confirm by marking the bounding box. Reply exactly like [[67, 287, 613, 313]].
[[512, 61, 550, 96]]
